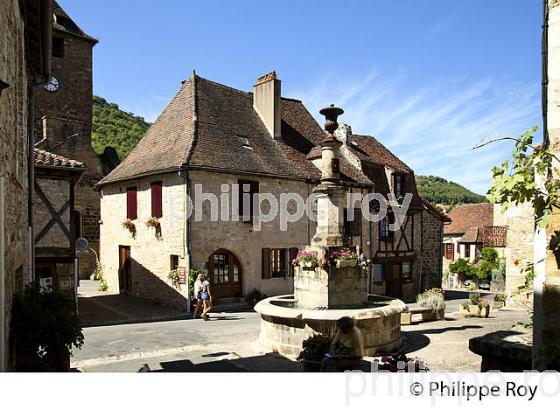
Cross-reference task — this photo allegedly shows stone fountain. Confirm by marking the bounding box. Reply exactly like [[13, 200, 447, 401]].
[[254, 105, 406, 359]]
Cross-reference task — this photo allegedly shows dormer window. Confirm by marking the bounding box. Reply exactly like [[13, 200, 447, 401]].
[[236, 133, 252, 150], [393, 173, 405, 199]]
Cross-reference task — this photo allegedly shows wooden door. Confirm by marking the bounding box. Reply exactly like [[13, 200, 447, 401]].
[[118, 246, 131, 293], [207, 250, 242, 301], [387, 263, 403, 298]]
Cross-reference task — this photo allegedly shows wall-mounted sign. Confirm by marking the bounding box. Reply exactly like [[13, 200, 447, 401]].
[[178, 267, 187, 284]]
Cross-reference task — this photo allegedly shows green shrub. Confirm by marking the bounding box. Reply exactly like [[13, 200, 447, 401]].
[[449, 258, 475, 282], [416, 288, 446, 313]]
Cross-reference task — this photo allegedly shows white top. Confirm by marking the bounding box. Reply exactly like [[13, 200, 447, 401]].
[[193, 280, 203, 296]]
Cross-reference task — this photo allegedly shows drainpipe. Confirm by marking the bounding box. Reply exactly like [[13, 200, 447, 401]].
[[184, 170, 193, 313], [1, 177, 6, 371]]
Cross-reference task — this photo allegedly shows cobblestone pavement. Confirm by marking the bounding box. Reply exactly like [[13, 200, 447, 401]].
[[73, 291, 530, 372]]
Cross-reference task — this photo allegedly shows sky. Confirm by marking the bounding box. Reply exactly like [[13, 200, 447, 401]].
[[60, 0, 543, 195]]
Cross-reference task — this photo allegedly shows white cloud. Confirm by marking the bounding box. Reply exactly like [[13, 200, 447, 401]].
[[291, 71, 540, 195]]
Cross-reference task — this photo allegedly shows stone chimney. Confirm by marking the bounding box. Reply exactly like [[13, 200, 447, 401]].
[[253, 71, 281, 139], [334, 124, 352, 146]]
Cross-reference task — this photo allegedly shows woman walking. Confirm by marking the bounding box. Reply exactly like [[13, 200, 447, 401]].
[[200, 274, 213, 321], [192, 273, 203, 319]]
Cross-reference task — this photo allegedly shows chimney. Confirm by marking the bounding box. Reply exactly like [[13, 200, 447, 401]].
[[253, 71, 281, 139], [334, 124, 352, 146]]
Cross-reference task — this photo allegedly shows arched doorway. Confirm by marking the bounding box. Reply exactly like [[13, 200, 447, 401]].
[[205, 249, 242, 300]]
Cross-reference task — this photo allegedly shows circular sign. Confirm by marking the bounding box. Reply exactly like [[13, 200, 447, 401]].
[[75, 237, 89, 251]]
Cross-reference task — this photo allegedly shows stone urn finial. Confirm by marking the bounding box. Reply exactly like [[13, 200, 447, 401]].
[[319, 104, 344, 134]]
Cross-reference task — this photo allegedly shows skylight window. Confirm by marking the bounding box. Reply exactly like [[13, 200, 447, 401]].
[[236, 133, 252, 150]]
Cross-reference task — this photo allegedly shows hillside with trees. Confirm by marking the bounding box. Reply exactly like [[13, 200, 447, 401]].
[[92, 96, 151, 160], [416, 175, 486, 206]]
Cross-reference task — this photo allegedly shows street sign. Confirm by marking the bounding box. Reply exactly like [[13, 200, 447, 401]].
[[75, 237, 89, 258]]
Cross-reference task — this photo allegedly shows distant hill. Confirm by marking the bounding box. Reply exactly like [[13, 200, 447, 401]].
[[415, 175, 486, 207], [92, 96, 151, 160]]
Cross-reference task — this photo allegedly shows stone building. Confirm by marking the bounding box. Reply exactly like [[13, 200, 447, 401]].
[[33, 1, 107, 279], [1, 0, 52, 372], [97, 72, 447, 306]]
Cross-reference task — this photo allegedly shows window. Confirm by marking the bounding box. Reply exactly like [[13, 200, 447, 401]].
[[151, 181, 162, 218], [170, 255, 179, 271], [344, 208, 362, 237], [270, 249, 287, 278], [464, 244, 471, 258], [238, 179, 259, 221], [402, 261, 411, 280], [445, 243, 454, 261], [52, 36, 64, 58], [393, 173, 405, 198], [372, 264, 384, 283], [262, 248, 289, 279], [126, 187, 137, 220], [379, 213, 394, 239], [213, 253, 230, 283]]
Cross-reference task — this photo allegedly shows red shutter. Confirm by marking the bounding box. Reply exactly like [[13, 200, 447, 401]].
[[451, 243, 455, 262], [262, 248, 271, 279], [127, 187, 137, 220], [151, 181, 162, 218]]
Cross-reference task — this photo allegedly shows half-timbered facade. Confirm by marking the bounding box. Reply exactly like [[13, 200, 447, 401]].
[[98, 72, 447, 306], [33, 149, 85, 295]]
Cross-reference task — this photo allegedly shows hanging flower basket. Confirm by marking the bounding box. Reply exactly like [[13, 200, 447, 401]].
[[122, 219, 136, 239], [330, 248, 358, 268], [146, 217, 162, 239], [292, 251, 319, 270]]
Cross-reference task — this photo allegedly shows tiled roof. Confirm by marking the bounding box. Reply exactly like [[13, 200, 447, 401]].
[[34, 148, 86, 169], [444, 203, 494, 235], [98, 73, 424, 199], [53, 1, 97, 43], [461, 227, 483, 243]]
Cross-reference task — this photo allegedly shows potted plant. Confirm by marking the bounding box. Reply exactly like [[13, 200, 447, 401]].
[[297, 333, 332, 372], [460, 293, 491, 318], [416, 288, 446, 320], [122, 218, 136, 239], [373, 353, 429, 372], [11, 286, 84, 372], [146, 217, 162, 239], [292, 251, 319, 269], [330, 248, 358, 268], [493, 293, 506, 309], [168, 269, 180, 287]]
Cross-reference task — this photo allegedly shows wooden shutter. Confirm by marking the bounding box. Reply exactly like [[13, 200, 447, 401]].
[[262, 248, 271, 279], [288, 247, 299, 276], [151, 181, 162, 218], [126, 187, 137, 220], [352, 208, 362, 236]]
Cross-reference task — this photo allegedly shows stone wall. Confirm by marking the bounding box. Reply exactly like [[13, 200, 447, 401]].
[[100, 173, 187, 306], [0, 0, 31, 371], [420, 209, 444, 290], [493, 203, 534, 305], [34, 29, 101, 279]]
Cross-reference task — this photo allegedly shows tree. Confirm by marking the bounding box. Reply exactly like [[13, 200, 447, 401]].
[[473, 247, 500, 281], [449, 258, 474, 283]]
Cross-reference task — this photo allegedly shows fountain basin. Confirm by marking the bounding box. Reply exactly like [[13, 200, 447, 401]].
[[254, 294, 406, 359]]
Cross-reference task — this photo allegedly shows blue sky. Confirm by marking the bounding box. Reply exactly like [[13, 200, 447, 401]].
[[61, 0, 542, 195]]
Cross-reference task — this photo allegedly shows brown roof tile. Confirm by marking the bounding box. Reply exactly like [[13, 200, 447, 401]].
[[444, 203, 494, 235], [34, 148, 86, 169]]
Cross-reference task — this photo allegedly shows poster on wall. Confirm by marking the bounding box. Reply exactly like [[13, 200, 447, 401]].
[[178, 267, 186, 284]]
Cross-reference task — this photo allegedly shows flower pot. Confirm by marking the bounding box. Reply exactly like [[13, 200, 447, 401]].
[[301, 360, 322, 372], [347, 259, 357, 268], [493, 301, 505, 310], [421, 308, 445, 322], [460, 304, 490, 318], [301, 260, 317, 269]]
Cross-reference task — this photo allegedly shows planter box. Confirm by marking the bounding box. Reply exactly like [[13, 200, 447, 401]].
[[335, 259, 358, 268], [300, 261, 318, 270], [421, 308, 445, 322], [492, 301, 505, 310], [460, 304, 490, 318]]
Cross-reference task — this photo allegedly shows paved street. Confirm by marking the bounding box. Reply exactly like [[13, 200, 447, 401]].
[[73, 291, 530, 372]]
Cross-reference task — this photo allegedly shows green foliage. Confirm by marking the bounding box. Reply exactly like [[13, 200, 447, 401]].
[[449, 258, 474, 281], [98, 278, 108, 292], [188, 267, 201, 297], [92, 96, 151, 160], [416, 175, 486, 206], [486, 126, 560, 230], [465, 283, 477, 291], [12, 286, 84, 371], [168, 270, 180, 286], [416, 288, 446, 313], [494, 293, 506, 303], [473, 247, 500, 281]]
